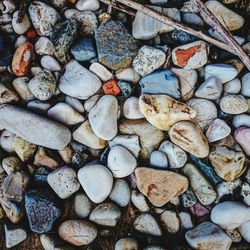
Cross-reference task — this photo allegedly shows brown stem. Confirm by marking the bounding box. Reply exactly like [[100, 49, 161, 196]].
[[101, 0, 135, 16], [192, 0, 250, 71]]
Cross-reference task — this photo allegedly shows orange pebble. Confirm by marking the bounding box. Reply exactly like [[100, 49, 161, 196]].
[[12, 42, 33, 76], [102, 79, 121, 96], [26, 29, 37, 39]]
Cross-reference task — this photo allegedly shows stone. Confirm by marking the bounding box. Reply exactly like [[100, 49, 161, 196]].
[[195, 77, 223, 100], [95, 20, 138, 70], [188, 98, 218, 130], [115, 238, 138, 250], [183, 163, 217, 205], [116, 68, 141, 83], [206, 119, 231, 142], [211, 201, 250, 229], [65, 96, 85, 113], [0, 130, 15, 153], [35, 37, 55, 56], [40, 56, 61, 72], [190, 203, 210, 217], [58, 220, 97, 246], [220, 95, 248, 114], [185, 221, 232, 250], [47, 167, 80, 199], [179, 212, 193, 229], [78, 164, 113, 203], [139, 70, 180, 98], [131, 190, 150, 212], [90, 202, 121, 226], [2, 156, 22, 174], [238, 221, 250, 243], [76, 0, 100, 11], [160, 210, 179, 233], [34, 147, 59, 169], [241, 72, 250, 97], [25, 188, 61, 233], [205, 0, 244, 31], [4, 224, 27, 248], [27, 100, 51, 112], [48, 103, 85, 126], [233, 114, 250, 127], [234, 127, 250, 156], [205, 64, 237, 83], [107, 145, 137, 178], [123, 97, 144, 120], [132, 7, 180, 40], [158, 140, 187, 169], [226, 229, 242, 243], [29, 70, 56, 101], [12, 77, 34, 101], [51, 19, 79, 63], [139, 94, 196, 131], [109, 179, 131, 207], [182, 12, 204, 27], [241, 182, 250, 206], [12, 11, 30, 34], [209, 146, 246, 181], [89, 62, 113, 81], [224, 78, 241, 94], [89, 95, 118, 140], [133, 46, 166, 76], [29, 1, 60, 36], [181, 189, 197, 207], [172, 41, 209, 69], [150, 151, 168, 169], [13, 136, 37, 161], [40, 234, 74, 250], [135, 167, 188, 207], [74, 193, 92, 218], [0, 82, 19, 104], [59, 60, 101, 100], [134, 213, 162, 236]]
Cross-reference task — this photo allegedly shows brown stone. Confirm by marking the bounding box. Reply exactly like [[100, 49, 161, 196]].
[[34, 147, 59, 169]]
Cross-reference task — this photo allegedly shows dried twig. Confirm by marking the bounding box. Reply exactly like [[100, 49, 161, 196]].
[[101, 0, 135, 16]]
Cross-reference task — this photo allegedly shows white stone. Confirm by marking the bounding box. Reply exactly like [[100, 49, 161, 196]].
[[41, 56, 61, 72], [150, 151, 168, 169], [48, 167, 80, 199], [12, 77, 34, 101], [224, 78, 241, 94], [84, 95, 99, 113], [89, 62, 113, 81], [131, 190, 150, 212], [15, 36, 28, 48], [133, 46, 166, 76], [0, 130, 15, 153], [158, 140, 187, 169], [238, 220, 250, 243], [160, 210, 179, 233], [233, 114, 250, 128], [134, 213, 162, 236], [12, 11, 30, 34], [59, 60, 102, 100], [65, 96, 85, 113], [48, 102, 85, 125], [205, 64, 238, 83], [108, 145, 137, 178], [89, 95, 118, 140], [109, 179, 130, 207], [211, 201, 250, 229], [241, 182, 250, 206], [76, 0, 100, 11], [123, 97, 144, 120], [40, 234, 74, 250], [4, 224, 27, 248], [115, 238, 138, 250], [179, 212, 193, 229], [241, 72, 250, 97], [220, 95, 248, 114], [116, 68, 141, 83], [27, 100, 51, 112], [35, 37, 55, 56], [74, 193, 92, 218], [78, 164, 113, 203]]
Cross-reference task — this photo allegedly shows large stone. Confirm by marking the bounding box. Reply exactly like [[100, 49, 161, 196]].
[[0, 105, 71, 150], [135, 167, 188, 207], [95, 20, 138, 70]]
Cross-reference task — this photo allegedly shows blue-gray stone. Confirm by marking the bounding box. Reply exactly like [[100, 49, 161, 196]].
[[25, 188, 61, 233], [171, 30, 196, 44], [33, 167, 51, 184], [181, 188, 197, 207], [117, 81, 134, 97], [71, 38, 96, 61], [139, 70, 180, 98]]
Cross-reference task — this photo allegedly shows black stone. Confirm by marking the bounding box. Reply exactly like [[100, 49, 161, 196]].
[[33, 167, 51, 184]]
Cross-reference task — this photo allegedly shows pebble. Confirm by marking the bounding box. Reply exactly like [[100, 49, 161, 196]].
[[29, 70, 56, 100], [34, 147, 59, 169], [0, 82, 19, 104], [206, 119, 231, 142], [150, 151, 168, 169], [73, 120, 106, 149], [74, 193, 92, 218], [131, 190, 150, 212], [108, 145, 137, 178], [12, 77, 34, 101], [95, 20, 138, 70], [109, 179, 130, 207], [181, 189, 197, 207], [211, 201, 250, 229], [25, 188, 61, 233], [188, 98, 218, 130], [78, 164, 113, 203], [35, 37, 55, 56], [115, 238, 138, 250], [76, 0, 100, 11], [40, 55, 61, 72], [241, 72, 250, 97], [224, 78, 241, 94], [216, 179, 241, 202], [2, 156, 22, 174], [158, 140, 187, 169], [195, 77, 223, 100], [89, 95, 118, 140], [139, 94, 196, 131], [179, 212, 193, 229], [205, 64, 238, 83], [220, 95, 248, 114], [182, 12, 204, 27], [48, 102, 85, 125], [15, 36, 28, 49], [160, 210, 179, 233], [133, 46, 166, 76], [241, 182, 250, 206], [29, 1, 60, 36], [205, 0, 244, 31], [4, 224, 27, 248], [0, 105, 71, 150], [233, 114, 250, 127], [12, 11, 30, 34], [40, 234, 74, 250], [226, 229, 242, 243], [116, 68, 141, 83], [90, 202, 121, 226], [234, 127, 250, 156], [185, 221, 232, 250], [65, 96, 84, 113], [89, 63, 112, 82], [123, 97, 144, 119], [183, 163, 217, 205], [59, 60, 101, 100], [135, 167, 188, 207], [0, 130, 15, 153], [139, 70, 180, 98], [172, 41, 209, 69], [58, 220, 97, 246], [238, 221, 250, 243]]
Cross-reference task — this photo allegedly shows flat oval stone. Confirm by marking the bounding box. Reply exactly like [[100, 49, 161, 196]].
[[224, 78, 241, 94], [123, 97, 144, 120], [150, 150, 168, 169], [76, 0, 100, 11], [139, 94, 196, 131], [169, 121, 209, 158], [89, 62, 113, 81], [238, 221, 250, 243], [0, 104, 71, 150], [241, 72, 250, 97], [12, 11, 30, 34], [115, 238, 138, 250], [4, 224, 27, 248], [135, 167, 188, 207], [234, 127, 250, 156], [12, 77, 34, 101], [131, 190, 150, 212], [40, 55, 61, 72], [233, 114, 250, 128], [220, 95, 248, 114]]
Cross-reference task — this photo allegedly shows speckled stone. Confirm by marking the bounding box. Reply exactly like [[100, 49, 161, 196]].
[[71, 38, 96, 61]]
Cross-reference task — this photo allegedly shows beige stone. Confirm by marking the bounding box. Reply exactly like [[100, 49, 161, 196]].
[[34, 147, 59, 169]]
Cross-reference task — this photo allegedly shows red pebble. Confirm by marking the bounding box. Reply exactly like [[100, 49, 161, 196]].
[[26, 29, 37, 40], [102, 79, 121, 96]]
